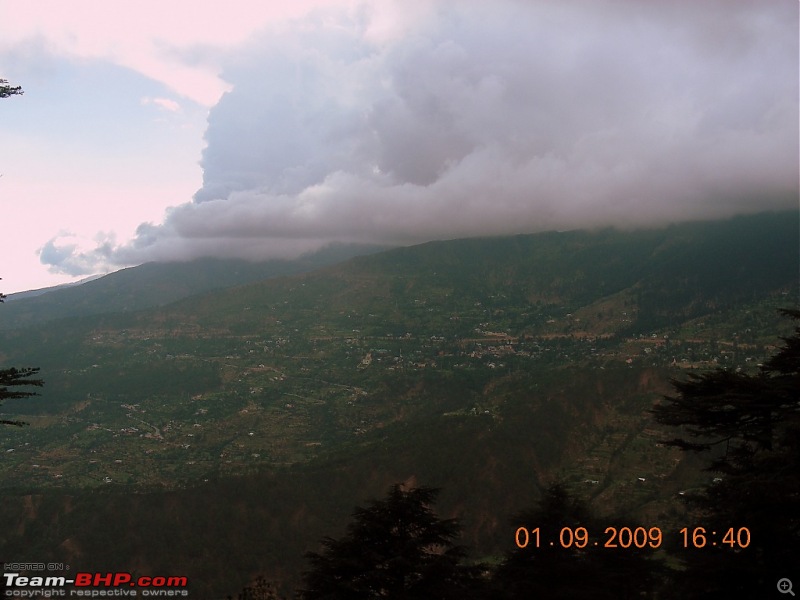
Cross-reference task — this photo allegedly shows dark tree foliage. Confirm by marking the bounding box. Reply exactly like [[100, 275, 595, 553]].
[[653, 309, 800, 599], [299, 484, 484, 599], [1, 278, 43, 425], [653, 308, 799, 473], [0, 79, 23, 98], [653, 309, 799, 471], [227, 576, 286, 600], [491, 484, 663, 599], [0, 367, 43, 426]]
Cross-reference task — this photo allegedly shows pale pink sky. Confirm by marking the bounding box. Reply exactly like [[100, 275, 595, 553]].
[[2, 0, 402, 293]]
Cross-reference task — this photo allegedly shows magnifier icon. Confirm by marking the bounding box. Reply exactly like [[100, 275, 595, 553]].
[[778, 578, 795, 596]]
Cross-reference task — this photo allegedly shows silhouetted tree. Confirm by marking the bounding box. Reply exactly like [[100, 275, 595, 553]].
[[0, 79, 23, 99], [491, 483, 663, 599], [227, 576, 286, 600], [0, 278, 43, 425], [652, 309, 800, 598], [299, 484, 484, 599], [0, 367, 43, 426]]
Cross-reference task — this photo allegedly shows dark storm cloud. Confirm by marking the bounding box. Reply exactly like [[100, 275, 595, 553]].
[[43, 0, 799, 273]]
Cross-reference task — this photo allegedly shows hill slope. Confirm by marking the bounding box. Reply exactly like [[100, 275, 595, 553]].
[[0, 211, 796, 597], [0, 243, 386, 330]]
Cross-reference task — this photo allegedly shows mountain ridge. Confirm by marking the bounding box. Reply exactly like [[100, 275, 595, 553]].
[[0, 243, 388, 330]]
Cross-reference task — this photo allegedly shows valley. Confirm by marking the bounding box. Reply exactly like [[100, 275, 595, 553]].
[[0, 293, 788, 492], [0, 211, 796, 597]]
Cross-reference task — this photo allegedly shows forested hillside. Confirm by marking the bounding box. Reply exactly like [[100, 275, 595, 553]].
[[0, 212, 796, 597]]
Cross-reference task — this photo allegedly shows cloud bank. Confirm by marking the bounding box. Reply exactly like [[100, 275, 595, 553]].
[[42, 0, 799, 275]]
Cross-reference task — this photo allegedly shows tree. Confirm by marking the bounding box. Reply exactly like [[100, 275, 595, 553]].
[[1, 75, 44, 427], [652, 309, 800, 598], [0, 79, 23, 99], [0, 278, 43, 425], [0, 367, 43, 426], [227, 576, 286, 600], [1, 79, 23, 179], [653, 309, 799, 470], [299, 484, 484, 599], [490, 484, 663, 599]]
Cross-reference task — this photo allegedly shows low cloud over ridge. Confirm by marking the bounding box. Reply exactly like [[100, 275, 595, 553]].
[[42, 0, 799, 275]]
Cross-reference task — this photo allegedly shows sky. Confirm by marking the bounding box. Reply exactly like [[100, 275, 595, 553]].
[[0, 0, 797, 294]]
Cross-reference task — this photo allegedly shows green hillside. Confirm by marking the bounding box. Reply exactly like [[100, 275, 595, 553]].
[[0, 243, 386, 330], [0, 211, 796, 597]]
